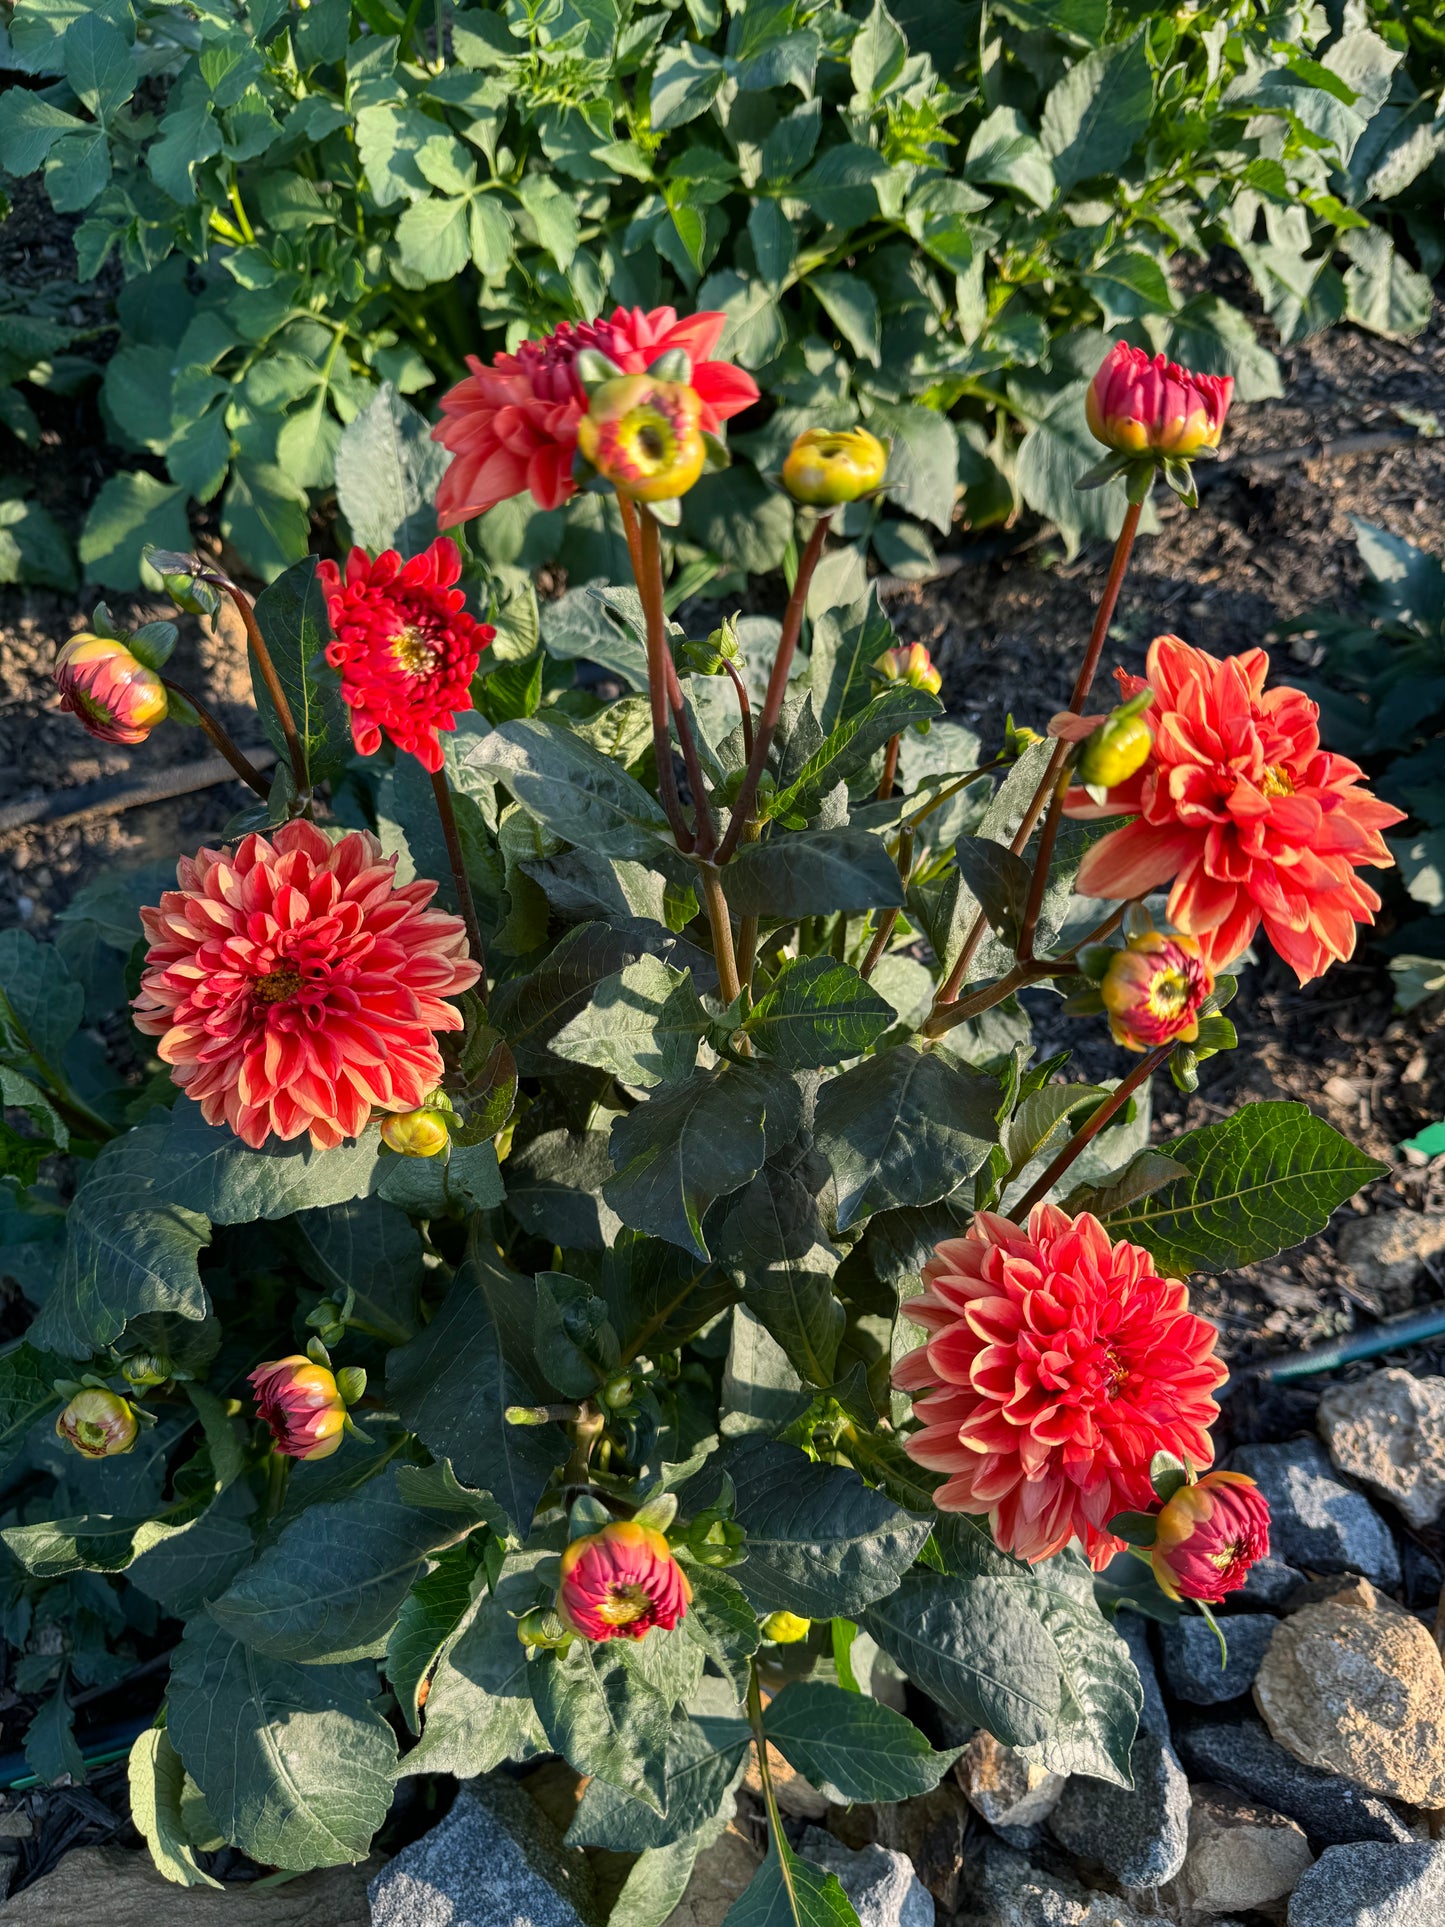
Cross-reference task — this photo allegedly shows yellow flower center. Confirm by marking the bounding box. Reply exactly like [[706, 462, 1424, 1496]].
[[1147, 968, 1190, 1020], [392, 627, 439, 678], [618, 405, 680, 480], [598, 1582, 652, 1625], [1261, 764, 1295, 799], [1209, 1539, 1247, 1570], [256, 963, 303, 1004]]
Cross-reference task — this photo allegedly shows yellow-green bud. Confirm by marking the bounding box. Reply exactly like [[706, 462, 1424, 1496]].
[[761, 1611, 811, 1643], [517, 1605, 570, 1649], [1078, 713, 1153, 790], [381, 1095, 452, 1157], [782, 427, 889, 506], [56, 1388, 139, 1459]]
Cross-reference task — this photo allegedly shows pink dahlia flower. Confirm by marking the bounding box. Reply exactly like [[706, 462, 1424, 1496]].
[[894, 1205, 1227, 1568], [557, 1521, 693, 1641], [1149, 1470, 1271, 1602], [54, 633, 168, 745], [249, 1356, 347, 1461], [133, 821, 479, 1150], [1069, 635, 1406, 983], [433, 306, 759, 525], [318, 537, 492, 774], [1086, 342, 1233, 459]]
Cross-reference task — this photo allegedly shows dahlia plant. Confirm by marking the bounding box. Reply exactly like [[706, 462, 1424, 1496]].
[[0, 328, 1397, 1914]]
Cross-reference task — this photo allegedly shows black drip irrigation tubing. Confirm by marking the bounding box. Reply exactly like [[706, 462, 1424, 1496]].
[[1223, 1299, 1445, 1396], [0, 1712, 154, 1792]]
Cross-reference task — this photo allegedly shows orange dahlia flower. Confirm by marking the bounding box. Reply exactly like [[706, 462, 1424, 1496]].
[[133, 821, 479, 1150], [894, 1205, 1227, 1568], [318, 538, 492, 774], [433, 306, 759, 525], [1069, 636, 1406, 983], [557, 1520, 693, 1642]]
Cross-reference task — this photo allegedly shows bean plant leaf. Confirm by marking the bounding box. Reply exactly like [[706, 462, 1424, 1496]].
[[1105, 1100, 1387, 1273], [168, 1617, 397, 1872], [762, 1681, 963, 1802]]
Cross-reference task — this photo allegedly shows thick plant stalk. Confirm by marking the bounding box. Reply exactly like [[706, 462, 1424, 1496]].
[[715, 513, 832, 864], [618, 497, 694, 853], [877, 733, 901, 802], [1011, 1042, 1170, 1217], [218, 580, 310, 799], [697, 863, 742, 1008], [430, 767, 487, 995], [930, 499, 1144, 1018], [640, 509, 718, 856], [161, 679, 271, 798]]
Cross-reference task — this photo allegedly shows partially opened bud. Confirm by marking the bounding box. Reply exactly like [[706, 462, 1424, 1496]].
[[576, 375, 706, 503], [56, 1388, 138, 1459], [557, 1520, 693, 1642], [1149, 1471, 1271, 1603], [874, 642, 942, 697], [1087, 343, 1233, 460], [381, 1094, 452, 1157], [248, 1355, 347, 1461], [1101, 931, 1213, 1052], [782, 426, 888, 506], [760, 1611, 811, 1644], [54, 635, 168, 746]]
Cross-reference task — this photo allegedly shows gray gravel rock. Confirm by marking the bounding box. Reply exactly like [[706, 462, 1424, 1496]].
[[370, 1779, 594, 1927], [1174, 1715, 1416, 1849], [1317, 1369, 1445, 1528], [1237, 1556, 1305, 1607], [963, 1842, 1175, 1927], [799, 1827, 933, 1927], [1159, 1614, 1276, 1705], [1048, 1621, 1190, 1889], [1230, 1439, 1400, 1588], [1287, 1842, 1445, 1927]]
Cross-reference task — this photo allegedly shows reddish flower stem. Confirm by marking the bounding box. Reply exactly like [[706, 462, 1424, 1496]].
[[859, 826, 914, 982], [929, 499, 1143, 1019], [430, 766, 487, 998], [641, 510, 718, 857], [697, 862, 742, 1009], [161, 678, 271, 797], [1011, 1042, 1170, 1218], [722, 657, 754, 763], [618, 497, 694, 854], [715, 513, 832, 865], [876, 733, 900, 802], [218, 579, 310, 800]]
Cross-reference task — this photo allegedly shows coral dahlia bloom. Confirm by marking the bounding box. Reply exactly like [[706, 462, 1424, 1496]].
[[1086, 343, 1233, 459], [1069, 636, 1406, 983], [433, 306, 759, 525], [894, 1206, 1227, 1569], [133, 821, 479, 1150], [1149, 1470, 1271, 1602], [55, 633, 168, 745], [557, 1521, 693, 1642], [318, 538, 492, 773], [249, 1356, 347, 1461]]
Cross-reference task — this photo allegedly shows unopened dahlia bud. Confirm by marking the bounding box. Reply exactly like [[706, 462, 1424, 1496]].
[[1078, 710, 1153, 790], [1149, 1471, 1271, 1603], [874, 642, 942, 697], [782, 426, 888, 506], [1086, 343, 1233, 460], [1101, 931, 1213, 1052], [576, 374, 706, 502], [557, 1520, 693, 1642], [248, 1355, 347, 1461], [120, 1353, 170, 1389], [761, 1611, 811, 1644], [56, 1387, 138, 1459], [54, 634, 168, 746], [381, 1094, 452, 1157], [517, 1605, 570, 1649]]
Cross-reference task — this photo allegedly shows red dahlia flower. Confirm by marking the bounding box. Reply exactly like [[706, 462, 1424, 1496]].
[[317, 538, 492, 774], [1100, 931, 1213, 1052], [433, 306, 759, 525], [894, 1205, 1227, 1568], [557, 1520, 693, 1641], [1087, 343, 1233, 459], [54, 633, 168, 745], [1149, 1470, 1271, 1602], [133, 821, 479, 1150], [1068, 636, 1406, 983], [249, 1356, 347, 1461]]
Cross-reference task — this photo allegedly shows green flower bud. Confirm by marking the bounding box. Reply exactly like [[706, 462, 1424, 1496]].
[[1078, 713, 1153, 790], [760, 1611, 811, 1643]]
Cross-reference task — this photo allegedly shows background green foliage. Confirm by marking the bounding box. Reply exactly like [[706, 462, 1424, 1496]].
[[2, 0, 1443, 588]]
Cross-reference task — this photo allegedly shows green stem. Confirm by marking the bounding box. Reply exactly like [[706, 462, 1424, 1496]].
[[746, 1661, 788, 1849], [859, 826, 913, 981], [696, 863, 742, 1009], [161, 678, 270, 797], [1011, 1043, 1169, 1217], [227, 174, 256, 245]]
